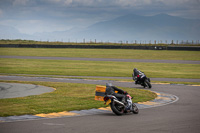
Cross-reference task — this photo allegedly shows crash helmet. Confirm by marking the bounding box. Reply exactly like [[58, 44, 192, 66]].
[[106, 83, 112, 87]]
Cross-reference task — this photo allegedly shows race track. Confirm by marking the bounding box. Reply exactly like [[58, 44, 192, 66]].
[[1, 55, 200, 64], [0, 56, 200, 133], [0, 76, 200, 133]]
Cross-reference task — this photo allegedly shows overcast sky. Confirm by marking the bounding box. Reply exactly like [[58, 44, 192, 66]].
[[0, 0, 200, 34]]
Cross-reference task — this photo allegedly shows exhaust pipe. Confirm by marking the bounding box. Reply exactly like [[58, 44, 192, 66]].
[[113, 99, 125, 107]]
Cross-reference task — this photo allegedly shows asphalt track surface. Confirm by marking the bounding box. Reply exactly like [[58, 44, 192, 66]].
[[0, 82, 54, 99], [0, 56, 200, 133], [1, 55, 200, 64]]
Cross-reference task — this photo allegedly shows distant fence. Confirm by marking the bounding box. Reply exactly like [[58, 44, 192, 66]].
[[46, 39, 200, 45], [0, 44, 200, 51], [83, 40, 200, 45], [0, 39, 200, 45], [44, 39, 200, 45]]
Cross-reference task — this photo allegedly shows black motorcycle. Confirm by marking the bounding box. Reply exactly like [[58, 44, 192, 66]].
[[104, 93, 139, 116], [132, 68, 152, 89]]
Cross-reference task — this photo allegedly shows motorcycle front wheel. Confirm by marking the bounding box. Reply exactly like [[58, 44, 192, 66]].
[[132, 103, 139, 114], [110, 102, 125, 116]]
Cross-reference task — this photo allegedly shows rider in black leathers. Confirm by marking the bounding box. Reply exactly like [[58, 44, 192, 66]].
[[132, 68, 144, 84], [105, 83, 127, 103]]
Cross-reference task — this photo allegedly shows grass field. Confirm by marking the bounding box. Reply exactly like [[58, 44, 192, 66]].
[[0, 47, 199, 116], [0, 58, 199, 79], [1, 48, 200, 61], [0, 81, 156, 117], [1, 48, 200, 78]]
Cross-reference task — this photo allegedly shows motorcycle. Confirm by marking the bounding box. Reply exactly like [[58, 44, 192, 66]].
[[132, 68, 152, 88], [103, 93, 139, 116]]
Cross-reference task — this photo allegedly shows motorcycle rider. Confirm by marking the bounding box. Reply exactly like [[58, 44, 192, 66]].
[[105, 83, 127, 104], [132, 68, 144, 84]]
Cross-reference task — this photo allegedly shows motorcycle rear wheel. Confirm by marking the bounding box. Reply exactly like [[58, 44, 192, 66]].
[[110, 102, 125, 116], [144, 79, 152, 88]]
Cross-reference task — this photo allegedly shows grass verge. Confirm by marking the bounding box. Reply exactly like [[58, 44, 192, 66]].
[[1, 48, 200, 61], [1, 58, 200, 79], [0, 80, 156, 117]]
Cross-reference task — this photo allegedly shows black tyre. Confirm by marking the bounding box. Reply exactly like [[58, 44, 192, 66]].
[[144, 79, 152, 88], [110, 102, 125, 116], [132, 103, 139, 114]]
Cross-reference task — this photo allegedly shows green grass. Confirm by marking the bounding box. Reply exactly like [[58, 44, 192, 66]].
[[0, 81, 156, 117], [0, 58, 200, 79], [1, 48, 200, 60], [0, 47, 199, 117]]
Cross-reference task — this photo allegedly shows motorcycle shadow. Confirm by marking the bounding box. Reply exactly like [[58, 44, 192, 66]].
[[134, 86, 151, 90], [97, 112, 137, 117]]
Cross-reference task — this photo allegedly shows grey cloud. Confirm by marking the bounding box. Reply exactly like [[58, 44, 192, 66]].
[[0, 0, 199, 34]]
